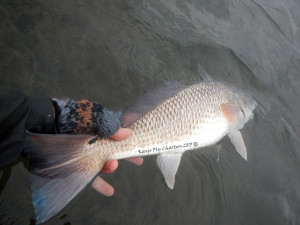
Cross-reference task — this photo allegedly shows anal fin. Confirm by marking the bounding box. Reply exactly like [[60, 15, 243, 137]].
[[156, 153, 182, 189]]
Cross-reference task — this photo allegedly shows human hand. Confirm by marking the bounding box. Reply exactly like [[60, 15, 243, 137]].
[[52, 98, 143, 196], [92, 127, 143, 196]]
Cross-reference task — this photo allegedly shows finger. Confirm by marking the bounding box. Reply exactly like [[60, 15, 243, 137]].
[[110, 128, 131, 140], [124, 157, 144, 166], [92, 176, 114, 197], [101, 160, 118, 174]]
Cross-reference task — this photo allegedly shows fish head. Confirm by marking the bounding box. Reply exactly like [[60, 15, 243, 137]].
[[221, 85, 257, 130], [234, 87, 256, 122]]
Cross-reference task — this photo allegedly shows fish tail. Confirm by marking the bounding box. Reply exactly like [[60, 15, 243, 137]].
[[24, 132, 105, 224]]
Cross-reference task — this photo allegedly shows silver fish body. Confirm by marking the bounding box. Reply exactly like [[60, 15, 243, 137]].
[[93, 81, 255, 160], [25, 77, 256, 224]]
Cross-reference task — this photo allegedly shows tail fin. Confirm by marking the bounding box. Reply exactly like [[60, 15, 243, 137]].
[[25, 132, 104, 224]]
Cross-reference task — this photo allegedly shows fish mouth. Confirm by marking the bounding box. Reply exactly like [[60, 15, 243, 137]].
[[249, 112, 255, 120], [249, 99, 257, 112], [245, 98, 257, 121]]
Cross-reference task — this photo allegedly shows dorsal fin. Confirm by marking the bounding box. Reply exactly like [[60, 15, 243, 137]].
[[121, 81, 188, 127], [197, 64, 214, 81]]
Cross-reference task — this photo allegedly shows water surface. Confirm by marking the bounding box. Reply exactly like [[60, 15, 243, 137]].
[[1, 0, 300, 224]]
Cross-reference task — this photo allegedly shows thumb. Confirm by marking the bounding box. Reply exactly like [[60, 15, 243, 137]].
[[110, 128, 131, 140]]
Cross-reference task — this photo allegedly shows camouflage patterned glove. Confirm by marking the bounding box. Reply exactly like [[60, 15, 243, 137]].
[[51, 98, 121, 138]]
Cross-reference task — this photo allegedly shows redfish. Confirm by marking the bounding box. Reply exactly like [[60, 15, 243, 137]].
[[25, 65, 256, 224]]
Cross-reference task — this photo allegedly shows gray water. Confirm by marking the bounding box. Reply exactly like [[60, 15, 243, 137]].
[[1, 0, 300, 224]]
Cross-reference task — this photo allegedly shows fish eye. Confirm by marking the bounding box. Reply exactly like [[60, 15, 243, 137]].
[[240, 107, 245, 117]]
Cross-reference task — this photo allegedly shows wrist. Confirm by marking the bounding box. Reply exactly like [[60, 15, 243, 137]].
[[26, 96, 56, 134]]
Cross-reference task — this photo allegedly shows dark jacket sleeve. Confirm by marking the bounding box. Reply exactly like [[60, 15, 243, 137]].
[[0, 87, 55, 169]]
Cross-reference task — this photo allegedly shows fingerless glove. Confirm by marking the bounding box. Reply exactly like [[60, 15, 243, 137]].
[[52, 98, 121, 138]]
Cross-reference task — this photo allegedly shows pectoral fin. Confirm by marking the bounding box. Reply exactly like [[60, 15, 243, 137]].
[[221, 103, 243, 124], [228, 130, 247, 161], [156, 153, 182, 189]]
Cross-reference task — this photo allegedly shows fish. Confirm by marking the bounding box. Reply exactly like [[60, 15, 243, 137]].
[[24, 65, 256, 224]]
